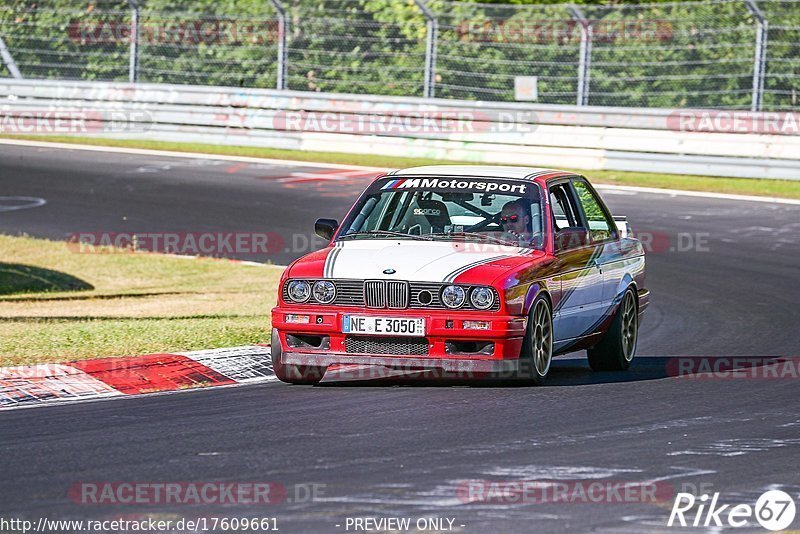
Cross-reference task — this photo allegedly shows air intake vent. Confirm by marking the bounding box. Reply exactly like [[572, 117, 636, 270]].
[[345, 336, 429, 356]]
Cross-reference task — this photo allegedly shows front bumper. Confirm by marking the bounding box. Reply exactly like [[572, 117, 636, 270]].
[[272, 306, 526, 372], [282, 353, 518, 373]]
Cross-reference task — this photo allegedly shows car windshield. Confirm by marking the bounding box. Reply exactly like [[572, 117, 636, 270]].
[[337, 176, 545, 249]]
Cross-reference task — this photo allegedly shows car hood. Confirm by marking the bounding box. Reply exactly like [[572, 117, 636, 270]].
[[290, 239, 538, 283]]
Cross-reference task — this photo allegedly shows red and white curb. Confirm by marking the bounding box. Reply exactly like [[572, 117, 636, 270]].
[[0, 345, 276, 410]]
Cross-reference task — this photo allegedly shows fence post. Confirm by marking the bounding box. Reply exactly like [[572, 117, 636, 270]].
[[413, 0, 438, 99], [744, 0, 767, 112], [568, 5, 592, 106], [268, 0, 288, 90], [0, 35, 22, 79], [128, 0, 139, 83]]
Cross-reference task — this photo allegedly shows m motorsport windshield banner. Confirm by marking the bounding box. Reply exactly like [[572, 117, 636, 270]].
[[373, 177, 530, 195]]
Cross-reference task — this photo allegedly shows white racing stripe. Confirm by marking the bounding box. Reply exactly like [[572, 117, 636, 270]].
[[327, 240, 527, 282], [443, 254, 514, 283], [324, 241, 344, 278]]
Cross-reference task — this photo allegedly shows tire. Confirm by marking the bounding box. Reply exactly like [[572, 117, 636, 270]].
[[515, 295, 553, 386], [271, 329, 326, 385], [587, 288, 638, 371]]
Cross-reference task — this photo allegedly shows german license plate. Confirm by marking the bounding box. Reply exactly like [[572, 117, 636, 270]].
[[342, 315, 425, 337]]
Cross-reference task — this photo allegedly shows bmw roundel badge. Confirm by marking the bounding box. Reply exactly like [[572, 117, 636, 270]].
[[383, 268, 396, 275]]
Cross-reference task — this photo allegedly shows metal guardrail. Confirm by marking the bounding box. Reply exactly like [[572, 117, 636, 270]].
[[0, 0, 798, 111], [0, 79, 798, 180]]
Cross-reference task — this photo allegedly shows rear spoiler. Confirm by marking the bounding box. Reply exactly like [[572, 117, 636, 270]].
[[613, 215, 630, 238]]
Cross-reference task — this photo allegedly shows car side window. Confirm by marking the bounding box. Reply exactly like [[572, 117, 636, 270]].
[[572, 180, 616, 242], [549, 182, 581, 231]]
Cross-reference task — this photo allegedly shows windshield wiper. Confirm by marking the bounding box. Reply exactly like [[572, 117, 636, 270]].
[[429, 231, 522, 247], [338, 230, 432, 241]]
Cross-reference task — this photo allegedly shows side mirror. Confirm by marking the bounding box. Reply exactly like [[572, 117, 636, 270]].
[[315, 218, 339, 241], [554, 227, 589, 252]]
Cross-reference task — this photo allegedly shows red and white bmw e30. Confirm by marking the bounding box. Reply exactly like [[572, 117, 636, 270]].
[[271, 166, 649, 385]]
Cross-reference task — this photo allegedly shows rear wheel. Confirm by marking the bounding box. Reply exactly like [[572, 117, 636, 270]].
[[587, 288, 638, 371], [515, 296, 553, 386], [271, 329, 326, 385]]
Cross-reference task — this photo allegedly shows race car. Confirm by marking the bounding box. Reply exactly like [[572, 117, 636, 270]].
[[270, 165, 649, 385]]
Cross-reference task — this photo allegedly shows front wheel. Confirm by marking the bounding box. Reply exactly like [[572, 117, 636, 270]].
[[587, 288, 638, 371], [271, 329, 326, 385], [515, 296, 553, 386]]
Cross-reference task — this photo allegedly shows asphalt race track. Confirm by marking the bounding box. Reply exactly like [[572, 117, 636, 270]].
[[1, 143, 799, 532]]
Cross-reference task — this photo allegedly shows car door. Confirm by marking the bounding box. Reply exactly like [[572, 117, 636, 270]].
[[548, 179, 604, 348], [571, 178, 625, 315]]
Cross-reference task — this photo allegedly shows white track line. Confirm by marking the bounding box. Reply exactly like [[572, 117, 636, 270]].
[[0, 138, 386, 172], [594, 184, 800, 206], [1, 138, 798, 205]]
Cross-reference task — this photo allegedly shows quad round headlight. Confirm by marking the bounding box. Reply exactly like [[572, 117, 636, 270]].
[[470, 287, 495, 310], [286, 279, 311, 303], [442, 285, 467, 309], [313, 280, 336, 304]]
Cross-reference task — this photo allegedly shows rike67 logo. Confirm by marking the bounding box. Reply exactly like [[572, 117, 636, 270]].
[[668, 490, 796, 531]]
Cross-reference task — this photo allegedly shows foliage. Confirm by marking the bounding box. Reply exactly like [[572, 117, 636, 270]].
[[0, 0, 795, 109]]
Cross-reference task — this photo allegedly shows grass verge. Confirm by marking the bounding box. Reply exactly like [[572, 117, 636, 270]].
[[0, 234, 282, 366], [3, 135, 800, 200]]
